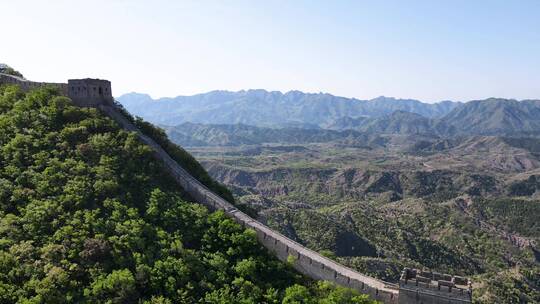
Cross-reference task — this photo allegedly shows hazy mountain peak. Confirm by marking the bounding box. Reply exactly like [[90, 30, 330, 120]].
[[117, 90, 540, 136], [441, 98, 540, 135]]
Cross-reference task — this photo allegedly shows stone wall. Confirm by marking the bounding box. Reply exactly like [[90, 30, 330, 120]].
[[398, 285, 472, 304], [0, 74, 112, 108], [398, 268, 471, 304], [99, 103, 400, 304], [0, 73, 67, 95]]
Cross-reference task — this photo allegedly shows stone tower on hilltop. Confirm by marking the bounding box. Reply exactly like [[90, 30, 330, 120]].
[[398, 268, 472, 304], [0, 72, 113, 108], [68, 78, 113, 107]]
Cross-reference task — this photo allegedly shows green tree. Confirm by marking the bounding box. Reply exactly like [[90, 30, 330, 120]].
[[85, 269, 138, 303]]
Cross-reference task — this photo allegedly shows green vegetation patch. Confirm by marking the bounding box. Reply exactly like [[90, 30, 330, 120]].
[[473, 198, 540, 238]]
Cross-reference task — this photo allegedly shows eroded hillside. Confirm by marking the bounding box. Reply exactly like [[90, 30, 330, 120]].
[[186, 136, 540, 303]]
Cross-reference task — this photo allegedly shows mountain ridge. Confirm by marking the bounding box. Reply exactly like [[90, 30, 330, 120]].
[[118, 90, 540, 136], [117, 90, 462, 128]]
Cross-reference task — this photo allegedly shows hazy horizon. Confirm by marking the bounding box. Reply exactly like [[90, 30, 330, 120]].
[[2, 0, 540, 103], [120, 89, 464, 103], [120, 89, 540, 104]]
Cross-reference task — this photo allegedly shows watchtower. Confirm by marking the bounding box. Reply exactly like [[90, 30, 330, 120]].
[[68, 78, 113, 107], [398, 268, 472, 304]]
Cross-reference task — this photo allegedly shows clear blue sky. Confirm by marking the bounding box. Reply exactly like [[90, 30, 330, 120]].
[[2, 0, 539, 102]]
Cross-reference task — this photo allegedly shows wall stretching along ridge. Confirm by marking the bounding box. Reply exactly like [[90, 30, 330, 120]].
[[0, 72, 473, 304], [100, 103, 400, 303], [0, 73, 67, 94]]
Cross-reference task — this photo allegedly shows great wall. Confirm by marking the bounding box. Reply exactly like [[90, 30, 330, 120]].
[[0, 72, 473, 304]]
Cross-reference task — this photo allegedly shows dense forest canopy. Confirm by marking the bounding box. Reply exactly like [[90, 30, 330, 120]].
[[0, 84, 376, 303]]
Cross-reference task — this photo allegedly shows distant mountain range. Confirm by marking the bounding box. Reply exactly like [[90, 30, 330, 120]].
[[440, 98, 540, 135], [328, 110, 451, 136], [117, 90, 460, 127], [117, 90, 540, 138]]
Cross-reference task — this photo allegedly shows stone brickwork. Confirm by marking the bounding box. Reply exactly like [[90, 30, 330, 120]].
[[398, 268, 472, 304], [68, 79, 113, 107], [0, 73, 111, 107], [0, 73, 67, 95]]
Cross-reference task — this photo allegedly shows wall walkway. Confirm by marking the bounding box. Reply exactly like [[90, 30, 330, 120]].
[[99, 104, 399, 303], [0, 73, 67, 94]]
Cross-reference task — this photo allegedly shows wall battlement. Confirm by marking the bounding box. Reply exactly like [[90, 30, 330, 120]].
[[68, 78, 113, 107], [398, 268, 472, 304], [0, 73, 67, 95], [0, 73, 112, 107], [1, 73, 473, 304]]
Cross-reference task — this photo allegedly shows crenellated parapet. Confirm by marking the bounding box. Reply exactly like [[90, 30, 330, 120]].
[[68, 78, 113, 107], [0, 73, 67, 95], [0, 73, 112, 108], [398, 268, 472, 303]]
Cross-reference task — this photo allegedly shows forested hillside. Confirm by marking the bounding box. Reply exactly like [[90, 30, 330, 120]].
[[0, 85, 376, 303]]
